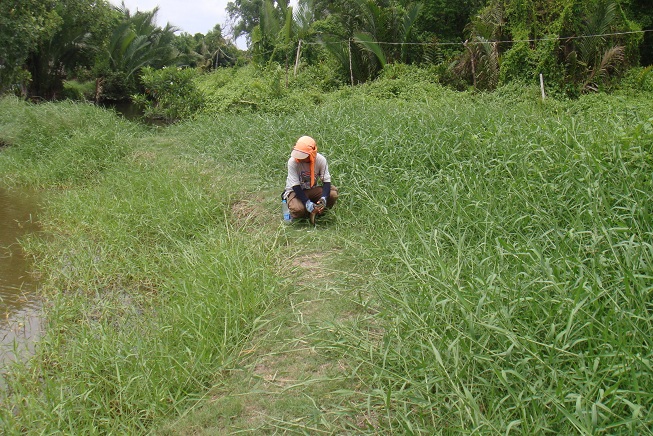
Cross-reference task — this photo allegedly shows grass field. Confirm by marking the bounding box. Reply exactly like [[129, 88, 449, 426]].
[[0, 73, 651, 434]]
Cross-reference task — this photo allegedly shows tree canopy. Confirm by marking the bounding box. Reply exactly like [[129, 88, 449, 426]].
[[1, 0, 651, 101]]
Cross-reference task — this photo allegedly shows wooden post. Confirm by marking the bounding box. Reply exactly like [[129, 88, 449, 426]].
[[294, 40, 302, 76], [95, 77, 104, 103], [285, 52, 289, 88], [349, 39, 354, 86], [464, 40, 476, 89], [539, 73, 546, 100]]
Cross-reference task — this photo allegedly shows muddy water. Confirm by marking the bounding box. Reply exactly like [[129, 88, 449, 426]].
[[0, 187, 42, 369]]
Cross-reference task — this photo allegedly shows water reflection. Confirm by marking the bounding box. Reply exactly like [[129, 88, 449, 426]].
[[100, 101, 168, 126], [101, 101, 144, 121], [0, 187, 42, 368]]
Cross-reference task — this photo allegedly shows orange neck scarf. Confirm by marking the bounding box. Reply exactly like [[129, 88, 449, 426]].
[[293, 136, 318, 187]]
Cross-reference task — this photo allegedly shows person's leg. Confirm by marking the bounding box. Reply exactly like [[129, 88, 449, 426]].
[[305, 186, 339, 209], [304, 186, 323, 202], [287, 191, 308, 219], [288, 187, 339, 219], [327, 186, 338, 208]]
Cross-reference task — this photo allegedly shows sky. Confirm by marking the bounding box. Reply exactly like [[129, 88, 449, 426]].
[[108, 0, 298, 49]]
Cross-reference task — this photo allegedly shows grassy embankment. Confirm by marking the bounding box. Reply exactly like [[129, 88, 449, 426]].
[[0, 70, 652, 434]]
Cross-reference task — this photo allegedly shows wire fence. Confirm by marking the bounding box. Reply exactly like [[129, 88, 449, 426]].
[[298, 29, 652, 47], [242, 28, 652, 87], [239, 28, 653, 57]]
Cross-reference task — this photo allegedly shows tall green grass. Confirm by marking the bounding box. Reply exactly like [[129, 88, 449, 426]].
[[307, 92, 653, 433], [0, 97, 140, 187], [0, 73, 652, 433], [0, 98, 285, 433], [160, 84, 653, 432]]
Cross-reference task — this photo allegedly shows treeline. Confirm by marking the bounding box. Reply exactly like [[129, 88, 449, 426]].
[[0, 0, 241, 101], [231, 0, 651, 95], [1, 0, 652, 103]]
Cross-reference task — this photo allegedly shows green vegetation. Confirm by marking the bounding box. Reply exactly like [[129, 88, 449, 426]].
[[0, 69, 652, 433], [133, 67, 205, 122], [0, 0, 239, 101], [2, 0, 652, 103]]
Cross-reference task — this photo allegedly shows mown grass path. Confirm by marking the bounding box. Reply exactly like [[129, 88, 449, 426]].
[[158, 199, 376, 434]]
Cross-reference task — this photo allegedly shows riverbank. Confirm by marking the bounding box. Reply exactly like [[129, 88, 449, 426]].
[[0, 187, 42, 380], [1, 83, 652, 433]]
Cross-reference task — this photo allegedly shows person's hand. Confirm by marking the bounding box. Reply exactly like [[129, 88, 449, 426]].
[[317, 197, 327, 213], [305, 200, 315, 213]]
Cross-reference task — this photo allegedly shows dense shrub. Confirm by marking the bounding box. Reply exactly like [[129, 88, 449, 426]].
[[499, 41, 536, 85], [618, 66, 653, 93], [62, 80, 96, 101], [196, 63, 343, 115], [132, 67, 205, 122]]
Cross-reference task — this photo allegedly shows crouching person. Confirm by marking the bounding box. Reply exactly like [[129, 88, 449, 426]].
[[283, 135, 338, 222]]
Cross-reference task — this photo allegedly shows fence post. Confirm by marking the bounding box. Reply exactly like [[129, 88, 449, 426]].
[[349, 39, 354, 86], [540, 73, 546, 100], [294, 40, 302, 76]]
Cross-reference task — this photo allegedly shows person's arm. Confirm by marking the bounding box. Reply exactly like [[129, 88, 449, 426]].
[[321, 182, 331, 203], [293, 185, 310, 205], [287, 158, 309, 204], [318, 155, 331, 204]]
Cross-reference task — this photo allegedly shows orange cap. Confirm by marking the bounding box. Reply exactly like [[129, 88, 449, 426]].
[[294, 136, 317, 154], [292, 136, 318, 186]]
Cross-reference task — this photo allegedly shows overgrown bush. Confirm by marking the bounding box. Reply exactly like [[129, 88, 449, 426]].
[[196, 63, 342, 115], [99, 70, 137, 102], [499, 41, 536, 85], [62, 80, 96, 101], [354, 63, 446, 100], [290, 61, 346, 93], [619, 65, 653, 93], [132, 67, 205, 122]]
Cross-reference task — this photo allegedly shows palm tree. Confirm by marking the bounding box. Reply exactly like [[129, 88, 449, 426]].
[[353, 0, 423, 67], [28, 23, 94, 99], [453, 2, 503, 91], [320, 0, 423, 84], [107, 6, 179, 80], [565, 0, 626, 93], [23, 0, 115, 99], [100, 4, 179, 100]]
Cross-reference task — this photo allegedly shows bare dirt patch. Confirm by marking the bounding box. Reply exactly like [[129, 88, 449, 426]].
[[230, 194, 275, 232]]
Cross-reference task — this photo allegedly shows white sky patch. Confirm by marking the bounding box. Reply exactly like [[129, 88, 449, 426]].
[[108, 0, 299, 49], [108, 0, 231, 35]]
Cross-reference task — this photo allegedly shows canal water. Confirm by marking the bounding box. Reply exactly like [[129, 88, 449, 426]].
[[0, 187, 42, 370]]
